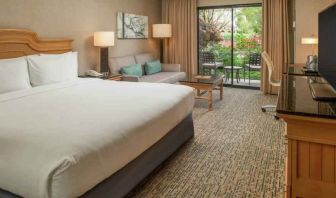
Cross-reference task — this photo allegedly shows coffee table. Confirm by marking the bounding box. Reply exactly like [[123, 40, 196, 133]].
[[180, 75, 224, 111]]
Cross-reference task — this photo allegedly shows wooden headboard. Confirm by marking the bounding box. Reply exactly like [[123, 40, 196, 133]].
[[0, 29, 73, 59]]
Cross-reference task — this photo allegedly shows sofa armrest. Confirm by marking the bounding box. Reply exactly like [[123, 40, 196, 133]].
[[122, 75, 140, 82], [161, 63, 181, 72]]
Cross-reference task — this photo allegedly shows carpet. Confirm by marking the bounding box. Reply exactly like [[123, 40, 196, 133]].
[[130, 88, 286, 198]]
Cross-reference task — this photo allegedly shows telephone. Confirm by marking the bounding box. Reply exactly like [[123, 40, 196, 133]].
[[85, 70, 103, 77]]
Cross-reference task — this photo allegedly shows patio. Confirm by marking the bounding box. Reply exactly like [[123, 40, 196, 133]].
[[199, 52, 262, 88]]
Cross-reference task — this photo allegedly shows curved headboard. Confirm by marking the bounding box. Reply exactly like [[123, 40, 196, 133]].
[[0, 29, 73, 59]]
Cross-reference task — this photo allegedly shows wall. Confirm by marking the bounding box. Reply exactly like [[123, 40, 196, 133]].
[[0, 0, 161, 74], [295, 0, 336, 63], [198, 0, 261, 7]]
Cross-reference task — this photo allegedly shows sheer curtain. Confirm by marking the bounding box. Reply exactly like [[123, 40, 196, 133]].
[[262, 0, 290, 94], [162, 0, 197, 78]]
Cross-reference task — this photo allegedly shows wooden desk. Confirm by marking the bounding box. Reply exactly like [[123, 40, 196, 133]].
[[286, 66, 320, 77], [288, 63, 306, 67], [277, 75, 336, 198]]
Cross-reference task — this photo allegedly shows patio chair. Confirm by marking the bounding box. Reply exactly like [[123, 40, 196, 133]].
[[200, 52, 224, 75], [244, 53, 261, 85]]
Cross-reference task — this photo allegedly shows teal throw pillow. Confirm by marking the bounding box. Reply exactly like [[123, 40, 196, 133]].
[[145, 60, 162, 75], [121, 64, 143, 77]]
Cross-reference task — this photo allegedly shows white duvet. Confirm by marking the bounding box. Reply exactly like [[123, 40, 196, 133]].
[[0, 79, 194, 198]]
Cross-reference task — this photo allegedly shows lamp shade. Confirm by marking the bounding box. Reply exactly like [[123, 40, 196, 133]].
[[153, 24, 172, 38], [301, 37, 318, 45], [94, 31, 115, 47]]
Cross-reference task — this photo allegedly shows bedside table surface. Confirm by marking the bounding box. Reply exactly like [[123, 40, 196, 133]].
[[79, 73, 122, 80]]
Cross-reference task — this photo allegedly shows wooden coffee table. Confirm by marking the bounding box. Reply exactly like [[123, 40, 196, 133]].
[[180, 75, 224, 111]]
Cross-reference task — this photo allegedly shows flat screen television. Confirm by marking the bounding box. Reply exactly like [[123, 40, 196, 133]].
[[318, 4, 336, 89]]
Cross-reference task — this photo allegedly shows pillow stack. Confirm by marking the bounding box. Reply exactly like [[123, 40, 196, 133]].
[[0, 57, 31, 94], [0, 52, 79, 94], [27, 52, 78, 86]]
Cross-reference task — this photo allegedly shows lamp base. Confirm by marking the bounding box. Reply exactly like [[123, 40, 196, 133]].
[[160, 39, 164, 63], [100, 47, 109, 74]]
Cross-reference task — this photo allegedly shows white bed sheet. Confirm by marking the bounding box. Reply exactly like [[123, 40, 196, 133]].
[[0, 79, 194, 198]]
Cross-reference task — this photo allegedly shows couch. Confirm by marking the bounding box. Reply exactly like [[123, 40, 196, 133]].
[[109, 53, 186, 83]]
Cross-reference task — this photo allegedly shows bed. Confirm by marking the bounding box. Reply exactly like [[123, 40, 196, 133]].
[[0, 29, 195, 198]]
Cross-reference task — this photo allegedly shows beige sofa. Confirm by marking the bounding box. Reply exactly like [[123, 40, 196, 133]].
[[109, 53, 186, 83]]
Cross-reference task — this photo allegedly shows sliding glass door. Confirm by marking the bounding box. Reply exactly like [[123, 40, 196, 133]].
[[198, 4, 262, 88]]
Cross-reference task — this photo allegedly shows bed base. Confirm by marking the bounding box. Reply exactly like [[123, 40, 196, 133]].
[[0, 114, 194, 198]]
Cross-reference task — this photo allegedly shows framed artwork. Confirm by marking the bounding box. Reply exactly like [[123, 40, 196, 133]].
[[117, 12, 148, 39]]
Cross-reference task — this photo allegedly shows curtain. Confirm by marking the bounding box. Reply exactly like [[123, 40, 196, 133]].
[[261, 0, 290, 94], [162, 0, 197, 78]]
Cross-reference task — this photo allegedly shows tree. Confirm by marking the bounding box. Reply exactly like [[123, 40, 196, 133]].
[[234, 7, 262, 53], [199, 9, 231, 49], [234, 7, 262, 35]]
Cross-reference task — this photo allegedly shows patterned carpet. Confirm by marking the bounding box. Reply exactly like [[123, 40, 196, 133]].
[[130, 88, 286, 198]]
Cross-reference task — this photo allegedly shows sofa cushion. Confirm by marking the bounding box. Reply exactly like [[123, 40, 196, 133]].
[[139, 72, 186, 84], [109, 55, 136, 73], [135, 53, 154, 65], [121, 64, 143, 77], [145, 60, 162, 75]]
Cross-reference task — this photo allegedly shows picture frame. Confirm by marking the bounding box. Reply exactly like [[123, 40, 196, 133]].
[[117, 12, 149, 39]]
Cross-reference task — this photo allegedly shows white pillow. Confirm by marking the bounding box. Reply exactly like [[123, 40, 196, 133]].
[[0, 57, 31, 94], [27, 52, 78, 87]]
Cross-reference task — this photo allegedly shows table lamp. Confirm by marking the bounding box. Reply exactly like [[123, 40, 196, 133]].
[[94, 31, 115, 75], [301, 36, 318, 71], [153, 24, 172, 62]]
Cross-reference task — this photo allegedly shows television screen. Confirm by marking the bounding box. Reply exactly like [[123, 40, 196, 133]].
[[319, 4, 336, 89]]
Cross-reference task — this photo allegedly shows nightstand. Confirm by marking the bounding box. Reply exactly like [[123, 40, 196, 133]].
[[78, 73, 122, 81], [106, 73, 123, 81]]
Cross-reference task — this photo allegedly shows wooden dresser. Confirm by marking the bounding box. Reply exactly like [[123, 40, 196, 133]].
[[277, 73, 336, 198]]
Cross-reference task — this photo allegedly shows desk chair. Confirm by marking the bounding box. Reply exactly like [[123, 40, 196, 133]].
[[261, 51, 281, 119]]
